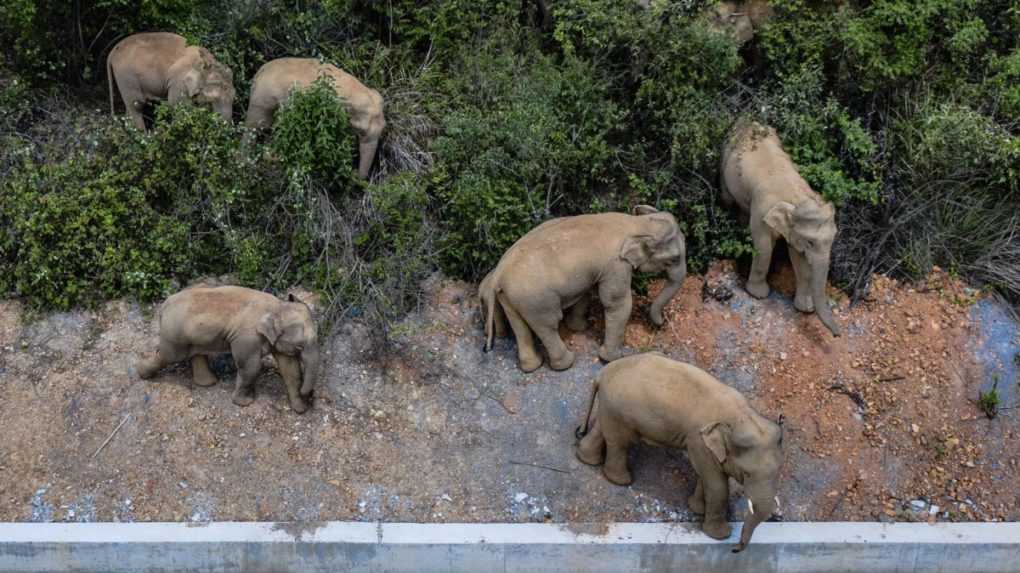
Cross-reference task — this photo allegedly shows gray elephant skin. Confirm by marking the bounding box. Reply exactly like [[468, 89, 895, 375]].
[[135, 286, 320, 414], [479, 205, 687, 372], [721, 121, 841, 336], [576, 352, 783, 552], [245, 57, 386, 178], [107, 32, 235, 129]]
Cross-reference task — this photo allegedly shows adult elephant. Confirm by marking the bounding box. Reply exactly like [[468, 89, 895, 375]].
[[576, 352, 784, 552], [721, 121, 841, 336], [245, 58, 386, 179], [704, 1, 773, 46], [107, 32, 235, 130], [479, 206, 687, 372]]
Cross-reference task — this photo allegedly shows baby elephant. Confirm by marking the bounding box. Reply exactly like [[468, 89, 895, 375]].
[[480, 206, 687, 372], [576, 353, 783, 552], [136, 286, 320, 413]]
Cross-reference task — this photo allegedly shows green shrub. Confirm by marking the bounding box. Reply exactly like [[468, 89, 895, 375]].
[[269, 75, 357, 190]]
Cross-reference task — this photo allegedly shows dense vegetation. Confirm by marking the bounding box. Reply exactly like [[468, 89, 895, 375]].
[[2, 0, 1019, 334]]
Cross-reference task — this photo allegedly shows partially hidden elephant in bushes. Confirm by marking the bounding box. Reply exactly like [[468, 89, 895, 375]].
[[721, 121, 841, 336], [576, 352, 783, 552], [136, 286, 320, 413], [245, 58, 386, 178], [705, 1, 773, 46], [479, 206, 686, 372], [107, 32, 235, 130]]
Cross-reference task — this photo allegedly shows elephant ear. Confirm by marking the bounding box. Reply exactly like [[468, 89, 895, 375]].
[[256, 312, 281, 345], [700, 422, 732, 464], [619, 235, 653, 268], [763, 201, 796, 238], [633, 204, 659, 216]]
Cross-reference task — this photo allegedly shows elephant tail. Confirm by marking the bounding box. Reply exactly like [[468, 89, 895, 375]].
[[574, 376, 600, 440], [107, 54, 116, 116], [481, 275, 499, 353]]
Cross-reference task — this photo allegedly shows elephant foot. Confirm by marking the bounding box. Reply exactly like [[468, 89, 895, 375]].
[[518, 353, 543, 373], [548, 350, 576, 371], [598, 345, 626, 363], [575, 443, 605, 466], [193, 372, 218, 387], [688, 494, 706, 515], [232, 388, 256, 407], [649, 309, 665, 328], [746, 279, 769, 299], [300, 387, 314, 398], [702, 518, 732, 541], [603, 466, 633, 486], [135, 354, 160, 379], [794, 294, 815, 313], [289, 397, 310, 414]]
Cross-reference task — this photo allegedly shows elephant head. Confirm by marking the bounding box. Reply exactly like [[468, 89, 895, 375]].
[[621, 205, 688, 327], [168, 47, 235, 123], [706, 1, 755, 45], [701, 415, 783, 552], [256, 294, 320, 396], [763, 199, 841, 336]]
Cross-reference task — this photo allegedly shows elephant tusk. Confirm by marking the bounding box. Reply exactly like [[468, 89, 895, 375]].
[[775, 496, 781, 512], [748, 499, 755, 515]]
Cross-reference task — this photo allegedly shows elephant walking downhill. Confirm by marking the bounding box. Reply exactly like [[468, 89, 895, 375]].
[[721, 121, 842, 336], [479, 206, 687, 372], [576, 352, 784, 552], [136, 286, 320, 413], [107, 32, 235, 129], [245, 58, 386, 178]]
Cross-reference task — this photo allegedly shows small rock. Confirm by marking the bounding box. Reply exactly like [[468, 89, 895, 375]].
[[514, 493, 528, 503], [909, 500, 927, 511]]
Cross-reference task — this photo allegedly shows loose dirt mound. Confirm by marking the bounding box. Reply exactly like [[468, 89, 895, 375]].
[[0, 262, 1016, 524]]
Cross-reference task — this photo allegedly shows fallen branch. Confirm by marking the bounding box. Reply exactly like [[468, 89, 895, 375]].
[[509, 460, 570, 474], [829, 383, 867, 411], [877, 375, 906, 383], [93, 414, 131, 459]]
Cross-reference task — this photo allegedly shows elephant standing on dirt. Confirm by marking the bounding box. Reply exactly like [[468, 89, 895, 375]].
[[576, 352, 783, 552], [721, 121, 841, 336], [479, 206, 687, 372], [135, 286, 320, 414], [107, 32, 235, 130], [245, 58, 386, 178]]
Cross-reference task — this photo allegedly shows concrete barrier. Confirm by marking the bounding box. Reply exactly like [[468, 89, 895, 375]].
[[1, 521, 1018, 572]]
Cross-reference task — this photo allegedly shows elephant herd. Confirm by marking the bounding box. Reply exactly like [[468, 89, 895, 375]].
[[106, 32, 385, 178], [119, 12, 839, 553]]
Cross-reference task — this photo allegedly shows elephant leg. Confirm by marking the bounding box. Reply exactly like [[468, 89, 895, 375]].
[[274, 352, 309, 414], [136, 339, 187, 379], [230, 340, 262, 407], [701, 473, 733, 540], [243, 104, 274, 131], [746, 232, 774, 299], [597, 277, 633, 363], [565, 295, 590, 332], [688, 478, 706, 514], [190, 355, 218, 387], [498, 294, 543, 372], [789, 248, 815, 313], [602, 416, 635, 485], [576, 416, 606, 466], [524, 305, 575, 371], [492, 300, 509, 339]]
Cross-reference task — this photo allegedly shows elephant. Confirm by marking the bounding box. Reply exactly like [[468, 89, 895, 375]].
[[135, 286, 320, 414], [107, 32, 235, 130], [704, 1, 773, 46], [576, 352, 783, 552], [244, 58, 386, 179], [479, 206, 687, 372], [720, 121, 841, 337]]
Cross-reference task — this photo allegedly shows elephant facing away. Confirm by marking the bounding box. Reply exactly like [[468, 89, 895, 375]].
[[576, 352, 783, 552], [135, 286, 320, 414], [479, 206, 687, 372], [721, 121, 841, 336], [107, 33, 235, 130], [245, 58, 386, 179]]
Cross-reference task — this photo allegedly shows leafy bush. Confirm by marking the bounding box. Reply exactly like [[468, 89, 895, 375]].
[[269, 75, 357, 190]]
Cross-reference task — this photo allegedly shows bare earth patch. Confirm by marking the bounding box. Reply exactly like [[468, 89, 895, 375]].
[[0, 262, 1017, 526]]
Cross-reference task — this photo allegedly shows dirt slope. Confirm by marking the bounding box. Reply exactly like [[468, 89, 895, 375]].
[[0, 262, 1016, 524]]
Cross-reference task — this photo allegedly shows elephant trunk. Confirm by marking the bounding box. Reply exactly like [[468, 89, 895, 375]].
[[649, 260, 686, 327], [358, 138, 379, 179], [300, 344, 320, 396], [214, 100, 233, 124], [810, 257, 841, 337], [732, 496, 776, 553]]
